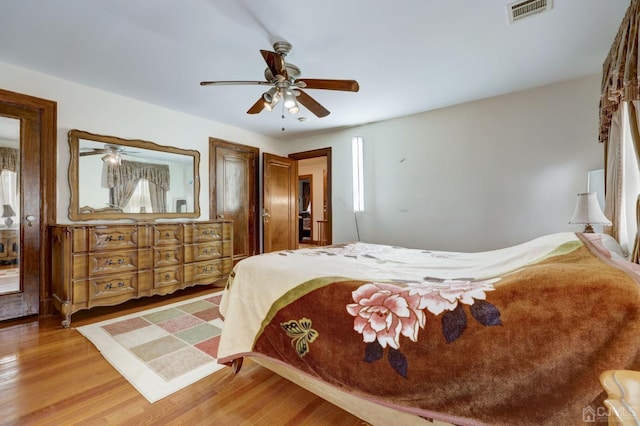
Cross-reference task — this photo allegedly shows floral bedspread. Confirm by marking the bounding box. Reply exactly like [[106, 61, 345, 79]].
[[217, 233, 640, 426]]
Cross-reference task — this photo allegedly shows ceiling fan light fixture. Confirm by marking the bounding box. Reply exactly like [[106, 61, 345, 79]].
[[283, 88, 297, 109], [288, 104, 299, 114], [263, 93, 280, 111], [101, 153, 121, 165], [262, 87, 279, 103]]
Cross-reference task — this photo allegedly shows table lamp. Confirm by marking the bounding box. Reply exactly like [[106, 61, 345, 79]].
[[1, 204, 15, 227], [569, 192, 611, 233]]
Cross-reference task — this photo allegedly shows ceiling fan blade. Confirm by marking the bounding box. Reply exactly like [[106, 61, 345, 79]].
[[247, 97, 266, 114], [296, 79, 359, 92], [296, 90, 330, 118], [79, 150, 104, 156], [200, 80, 271, 86], [260, 50, 288, 80]]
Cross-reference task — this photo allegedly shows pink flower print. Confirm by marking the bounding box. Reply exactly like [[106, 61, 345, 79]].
[[407, 278, 500, 315], [414, 290, 458, 315], [346, 283, 425, 349]]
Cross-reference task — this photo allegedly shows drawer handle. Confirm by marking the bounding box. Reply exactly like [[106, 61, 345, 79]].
[[201, 230, 220, 238], [106, 258, 125, 265], [165, 253, 171, 259], [202, 266, 219, 274], [164, 273, 171, 280], [105, 235, 125, 242], [105, 281, 125, 290]]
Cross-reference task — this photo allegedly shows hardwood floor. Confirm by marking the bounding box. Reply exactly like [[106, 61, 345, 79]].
[[0, 287, 368, 425]]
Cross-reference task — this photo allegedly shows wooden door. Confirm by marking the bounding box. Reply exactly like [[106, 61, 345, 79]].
[[0, 90, 56, 321], [210, 138, 259, 263], [263, 153, 297, 253]]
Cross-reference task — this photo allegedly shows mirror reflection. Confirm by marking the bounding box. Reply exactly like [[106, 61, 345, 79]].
[[69, 130, 200, 221], [0, 116, 20, 294]]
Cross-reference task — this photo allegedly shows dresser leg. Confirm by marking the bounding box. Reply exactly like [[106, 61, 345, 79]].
[[60, 303, 71, 328]]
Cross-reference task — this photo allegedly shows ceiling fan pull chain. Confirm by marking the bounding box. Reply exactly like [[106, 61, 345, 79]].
[[281, 103, 286, 132]]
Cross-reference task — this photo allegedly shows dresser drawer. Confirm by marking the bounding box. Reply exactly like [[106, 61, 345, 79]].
[[184, 258, 232, 283], [154, 266, 183, 288], [72, 273, 139, 303], [88, 226, 140, 251], [184, 222, 223, 243], [153, 245, 182, 267], [154, 224, 183, 246], [184, 241, 223, 263], [72, 249, 152, 279]]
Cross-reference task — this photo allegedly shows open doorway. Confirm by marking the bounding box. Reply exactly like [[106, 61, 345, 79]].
[[289, 148, 331, 246], [298, 174, 313, 245]]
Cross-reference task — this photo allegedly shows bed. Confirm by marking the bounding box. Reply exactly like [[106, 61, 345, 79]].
[[217, 232, 640, 425]]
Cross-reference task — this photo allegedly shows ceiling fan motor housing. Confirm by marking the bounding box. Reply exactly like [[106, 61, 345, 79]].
[[272, 40, 292, 56], [264, 63, 301, 82]]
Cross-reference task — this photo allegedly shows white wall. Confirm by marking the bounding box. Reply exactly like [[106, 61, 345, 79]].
[[0, 61, 605, 251], [288, 75, 604, 252], [0, 60, 286, 223]]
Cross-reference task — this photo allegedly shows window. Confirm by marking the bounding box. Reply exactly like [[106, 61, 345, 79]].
[[126, 178, 153, 213], [352, 136, 364, 212]]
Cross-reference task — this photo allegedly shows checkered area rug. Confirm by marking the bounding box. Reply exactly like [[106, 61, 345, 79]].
[[76, 292, 225, 403]]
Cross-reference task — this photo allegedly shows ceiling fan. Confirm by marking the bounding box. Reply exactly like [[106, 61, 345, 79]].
[[200, 41, 359, 118], [79, 144, 138, 165]]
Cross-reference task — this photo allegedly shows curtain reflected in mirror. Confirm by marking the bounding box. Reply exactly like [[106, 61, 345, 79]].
[[104, 160, 170, 213], [0, 117, 20, 295]]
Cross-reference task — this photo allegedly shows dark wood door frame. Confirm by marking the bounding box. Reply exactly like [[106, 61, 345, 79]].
[[0, 88, 57, 317], [289, 147, 332, 245], [209, 138, 260, 258]]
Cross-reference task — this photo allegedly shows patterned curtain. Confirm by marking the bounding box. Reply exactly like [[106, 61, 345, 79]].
[[0, 147, 18, 173], [0, 148, 19, 212], [148, 181, 167, 213], [600, 0, 640, 146], [105, 160, 170, 210], [599, 0, 640, 261], [113, 178, 140, 211]]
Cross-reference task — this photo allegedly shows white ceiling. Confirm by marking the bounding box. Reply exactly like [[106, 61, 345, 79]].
[[0, 0, 630, 141]]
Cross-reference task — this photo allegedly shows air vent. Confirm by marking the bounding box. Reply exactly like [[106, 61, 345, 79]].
[[507, 0, 552, 24]]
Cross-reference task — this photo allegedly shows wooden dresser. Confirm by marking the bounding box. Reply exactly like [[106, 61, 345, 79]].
[[50, 221, 232, 327], [0, 228, 18, 265]]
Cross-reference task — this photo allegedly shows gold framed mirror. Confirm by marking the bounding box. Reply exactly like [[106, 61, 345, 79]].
[[68, 129, 200, 221]]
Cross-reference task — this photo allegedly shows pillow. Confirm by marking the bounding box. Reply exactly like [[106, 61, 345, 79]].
[[596, 233, 628, 260]]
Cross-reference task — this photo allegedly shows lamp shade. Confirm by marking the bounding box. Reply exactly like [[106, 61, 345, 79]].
[[569, 192, 611, 231], [1, 204, 15, 218]]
